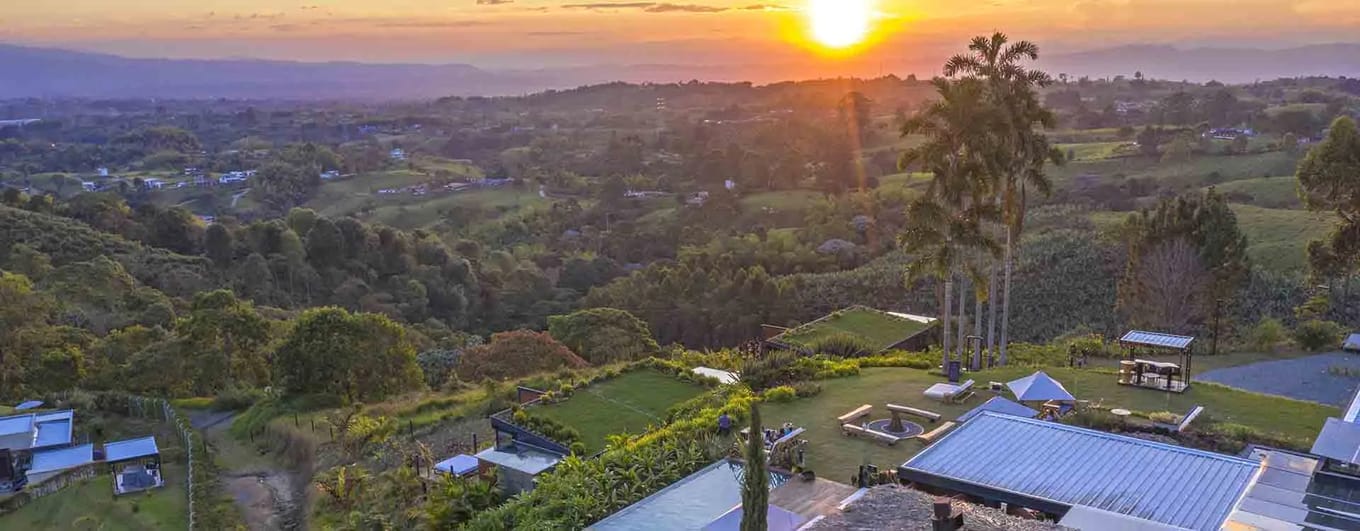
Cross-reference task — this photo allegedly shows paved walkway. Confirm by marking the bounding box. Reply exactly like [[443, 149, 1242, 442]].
[[1196, 351, 1360, 406]]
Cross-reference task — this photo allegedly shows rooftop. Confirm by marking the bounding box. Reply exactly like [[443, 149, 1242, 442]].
[[1119, 330, 1195, 351], [900, 412, 1259, 531], [28, 443, 94, 475], [0, 410, 75, 451], [475, 443, 561, 475], [104, 436, 160, 462], [774, 306, 937, 353]]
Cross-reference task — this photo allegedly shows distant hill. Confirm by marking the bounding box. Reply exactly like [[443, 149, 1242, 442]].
[[0, 44, 543, 100], [3, 42, 1360, 100], [1041, 44, 1360, 83]]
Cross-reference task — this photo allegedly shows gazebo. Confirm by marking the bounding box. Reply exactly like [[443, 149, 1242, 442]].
[[1117, 330, 1195, 393], [104, 435, 164, 495]]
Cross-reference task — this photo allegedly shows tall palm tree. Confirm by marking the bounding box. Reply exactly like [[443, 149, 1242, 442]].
[[942, 33, 1062, 365], [899, 77, 1003, 369]]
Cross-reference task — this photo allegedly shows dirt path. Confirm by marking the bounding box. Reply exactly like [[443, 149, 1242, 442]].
[[190, 411, 303, 531]]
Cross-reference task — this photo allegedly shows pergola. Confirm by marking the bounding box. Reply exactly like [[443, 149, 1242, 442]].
[[1117, 330, 1195, 393]]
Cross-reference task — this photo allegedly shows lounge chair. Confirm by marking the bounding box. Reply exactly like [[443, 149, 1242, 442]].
[[924, 380, 976, 403], [1154, 405, 1205, 433]]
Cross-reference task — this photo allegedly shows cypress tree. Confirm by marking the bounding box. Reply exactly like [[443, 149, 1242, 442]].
[[741, 403, 769, 531]]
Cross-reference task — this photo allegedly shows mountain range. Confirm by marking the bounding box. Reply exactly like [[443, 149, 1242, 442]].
[[2, 42, 1359, 101]]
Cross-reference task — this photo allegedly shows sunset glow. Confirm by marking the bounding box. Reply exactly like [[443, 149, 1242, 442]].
[[807, 0, 873, 49]]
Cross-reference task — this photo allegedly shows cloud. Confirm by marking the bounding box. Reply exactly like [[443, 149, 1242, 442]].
[[527, 31, 588, 36], [476, 0, 514, 4], [370, 20, 489, 28], [561, 2, 778, 12], [645, 3, 726, 12]]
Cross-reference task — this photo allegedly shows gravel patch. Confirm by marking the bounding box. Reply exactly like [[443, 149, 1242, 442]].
[[806, 485, 1068, 531], [1195, 352, 1360, 406]]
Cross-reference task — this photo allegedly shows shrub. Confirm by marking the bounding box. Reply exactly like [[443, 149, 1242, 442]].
[[805, 333, 876, 358], [791, 381, 822, 398], [762, 386, 797, 403], [1294, 320, 1345, 351], [457, 330, 589, 382], [211, 387, 266, 411], [1246, 317, 1288, 353], [569, 441, 587, 456], [1147, 411, 1179, 424]]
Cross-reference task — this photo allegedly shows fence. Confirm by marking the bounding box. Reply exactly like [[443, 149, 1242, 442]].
[[0, 464, 98, 516], [128, 396, 197, 531]]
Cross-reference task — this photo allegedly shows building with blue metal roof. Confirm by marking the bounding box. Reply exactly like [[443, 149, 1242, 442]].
[[104, 436, 160, 463], [27, 444, 94, 483], [957, 396, 1038, 423], [0, 410, 75, 452], [900, 412, 1259, 531]]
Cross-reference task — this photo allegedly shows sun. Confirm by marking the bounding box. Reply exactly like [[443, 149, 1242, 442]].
[[808, 0, 873, 49]]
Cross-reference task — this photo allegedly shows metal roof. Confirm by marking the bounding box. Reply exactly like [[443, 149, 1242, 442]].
[[29, 444, 94, 474], [33, 419, 73, 449], [1120, 330, 1195, 350], [14, 400, 43, 411], [1343, 384, 1360, 423], [958, 396, 1039, 423], [0, 413, 34, 436], [901, 412, 1258, 531], [1311, 418, 1360, 464], [104, 436, 160, 462], [434, 454, 479, 476]]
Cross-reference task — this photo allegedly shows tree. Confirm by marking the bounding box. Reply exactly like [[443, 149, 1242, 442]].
[[1162, 132, 1197, 162], [941, 32, 1061, 365], [205, 224, 234, 267], [547, 308, 660, 364], [740, 403, 768, 531], [1122, 239, 1210, 332], [899, 76, 1003, 369], [838, 91, 874, 146], [275, 307, 422, 402], [1297, 116, 1360, 294], [455, 330, 588, 382], [1118, 190, 1249, 345], [306, 218, 345, 267], [176, 290, 272, 394]]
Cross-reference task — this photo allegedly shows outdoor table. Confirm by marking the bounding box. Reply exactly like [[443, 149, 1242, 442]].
[[1111, 409, 1132, 424]]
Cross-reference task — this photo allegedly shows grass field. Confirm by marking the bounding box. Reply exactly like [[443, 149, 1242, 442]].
[[1230, 204, 1335, 272], [760, 366, 1336, 481], [739, 190, 826, 212], [778, 307, 932, 352], [1056, 142, 1135, 162], [1087, 204, 1334, 273], [536, 370, 707, 452], [1209, 176, 1302, 209], [5, 463, 188, 530], [1049, 150, 1301, 191]]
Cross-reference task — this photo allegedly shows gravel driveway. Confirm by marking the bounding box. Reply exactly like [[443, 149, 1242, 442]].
[[1196, 351, 1360, 406]]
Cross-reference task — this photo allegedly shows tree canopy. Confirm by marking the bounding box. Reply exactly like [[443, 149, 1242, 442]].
[[548, 307, 660, 364]]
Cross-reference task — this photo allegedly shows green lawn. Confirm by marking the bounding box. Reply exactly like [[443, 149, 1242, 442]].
[[1049, 151, 1301, 191], [760, 366, 1336, 482], [760, 368, 976, 481], [536, 370, 707, 453], [4, 463, 189, 530], [777, 307, 932, 352]]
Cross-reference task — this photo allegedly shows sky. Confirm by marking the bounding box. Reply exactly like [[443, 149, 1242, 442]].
[[2, 1, 1358, 70]]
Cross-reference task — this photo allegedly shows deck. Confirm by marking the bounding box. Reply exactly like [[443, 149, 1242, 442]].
[[769, 477, 859, 520]]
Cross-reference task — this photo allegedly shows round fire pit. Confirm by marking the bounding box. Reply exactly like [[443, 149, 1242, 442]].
[[865, 418, 924, 438]]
